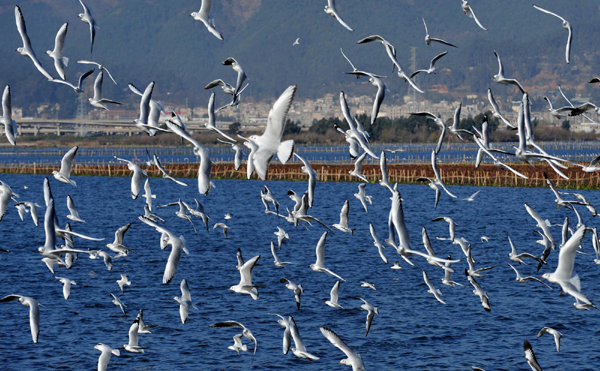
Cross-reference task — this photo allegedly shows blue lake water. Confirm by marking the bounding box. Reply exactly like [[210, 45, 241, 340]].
[[0, 140, 599, 167], [0, 173, 599, 370]]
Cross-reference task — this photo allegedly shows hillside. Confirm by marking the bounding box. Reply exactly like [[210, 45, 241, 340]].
[[1, 0, 600, 116]]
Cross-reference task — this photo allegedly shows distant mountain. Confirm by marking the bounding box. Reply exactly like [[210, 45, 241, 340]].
[[2, 0, 600, 117]]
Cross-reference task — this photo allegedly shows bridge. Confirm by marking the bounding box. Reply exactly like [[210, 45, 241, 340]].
[[15, 118, 247, 136]]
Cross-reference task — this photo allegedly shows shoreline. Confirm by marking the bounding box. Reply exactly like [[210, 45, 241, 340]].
[[1, 162, 598, 189]]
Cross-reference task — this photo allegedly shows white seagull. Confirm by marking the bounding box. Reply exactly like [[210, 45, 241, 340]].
[[368, 223, 388, 264], [533, 5, 572, 64], [507, 264, 552, 290], [249, 85, 297, 180], [289, 316, 319, 361], [174, 279, 197, 324], [423, 270, 446, 304], [190, 0, 224, 40], [94, 344, 120, 371], [537, 327, 563, 353], [89, 71, 123, 110], [271, 241, 295, 268], [109, 293, 126, 314], [280, 277, 304, 310], [14, 6, 53, 81], [310, 232, 346, 281], [487, 88, 516, 129], [332, 199, 354, 234], [325, 280, 344, 309], [66, 195, 85, 223], [461, 0, 487, 31], [46, 23, 69, 80], [270, 314, 292, 354], [50, 69, 95, 93], [78, 0, 98, 55], [78, 60, 117, 85], [354, 183, 373, 213], [117, 274, 131, 293], [320, 326, 365, 371], [123, 319, 146, 353], [324, 0, 353, 31], [422, 18, 458, 48], [210, 321, 258, 355], [1, 295, 40, 343], [410, 51, 448, 78], [356, 297, 378, 336], [229, 253, 260, 300], [152, 154, 188, 187], [524, 339, 542, 371], [114, 156, 147, 199], [55, 277, 76, 300], [493, 51, 525, 93], [1, 85, 17, 145], [52, 146, 78, 186]]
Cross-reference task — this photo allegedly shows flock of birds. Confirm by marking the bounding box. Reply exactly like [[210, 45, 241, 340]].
[[2, 1, 600, 370]]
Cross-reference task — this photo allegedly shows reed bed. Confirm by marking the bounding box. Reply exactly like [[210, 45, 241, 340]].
[[2, 160, 599, 189]]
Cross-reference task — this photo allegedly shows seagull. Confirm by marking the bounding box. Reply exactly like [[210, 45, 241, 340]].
[[465, 269, 491, 312], [78, 0, 98, 55], [89, 250, 113, 271], [507, 233, 544, 265], [447, 103, 473, 140], [89, 71, 123, 110], [461, 190, 481, 202], [290, 192, 333, 232], [349, 152, 369, 183], [289, 316, 319, 361], [117, 274, 131, 293], [274, 226, 290, 250], [524, 203, 556, 250], [356, 297, 378, 336], [218, 139, 243, 170], [423, 271, 446, 304], [52, 146, 78, 186], [346, 71, 388, 125], [354, 183, 373, 213], [138, 216, 189, 284], [14, 201, 39, 226], [114, 156, 147, 199], [295, 153, 318, 208], [441, 255, 463, 287], [109, 293, 126, 314], [410, 51, 448, 78], [229, 253, 260, 300], [360, 281, 376, 290], [378, 151, 393, 192], [472, 132, 527, 178], [0, 295, 40, 343], [94, 344, 120, 371], [339, 91, 378, 158], [493, 51, 525, 93], [123, 318, 146, 353], [261, 185, 280, 214], [50, 69, 95, 93], [332, 199, 354, 234], [356, 35, 397, 73], [541, 226, 593, 305], [157, 200, 197, 233], [1, 85, 17, 145], [293, 38, 300, 46], [14, 6, 53, 81], [227, 333, 248, 355], [213, 222, 229, 238], [533, 5, 572, 64], [221, 57, 247, 103], [205, 93, 237, 142], [544, 173, 587, 209], [310, 232, 346, 281], [105, 223, 132, 256], [174, 279, 197, 324], [136, 309, 157, 334], [271, 241, 295, 268], [487, 88, 516, 129], [152, 154, 188, 187], [507, 264, 552, 289], [55, 277, 76, 300], [391, 261, 402, 270], [537, 327, 562, 353], [325, 281, 343, 309], [248, 85, 297, 180], [165, 121, 214, 195], [422, 18, 457, 48], [340, 47, 359, 76], [422, 227, 460, 271], [184, 199, 209, 230], [280, 277, 304, 310], [416, 151, 458, 208], [190, 0, 224, 40], [411, 113, 446, 154], [45, 23, 69, 80], [461, 0, 487, 31], [65, 195, 85, 223], [574, 154, 600, 173], [270, 314, 292, 354], [320, 327, 365, 371], [130, 81, 161, 136], [523, 339, 542, 371], [0, 181, 18, 221], [77, 60, 117, 84], [368, 223, 388, 264], [324, 0, 353, 31], [210, 321, 258, 355]]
